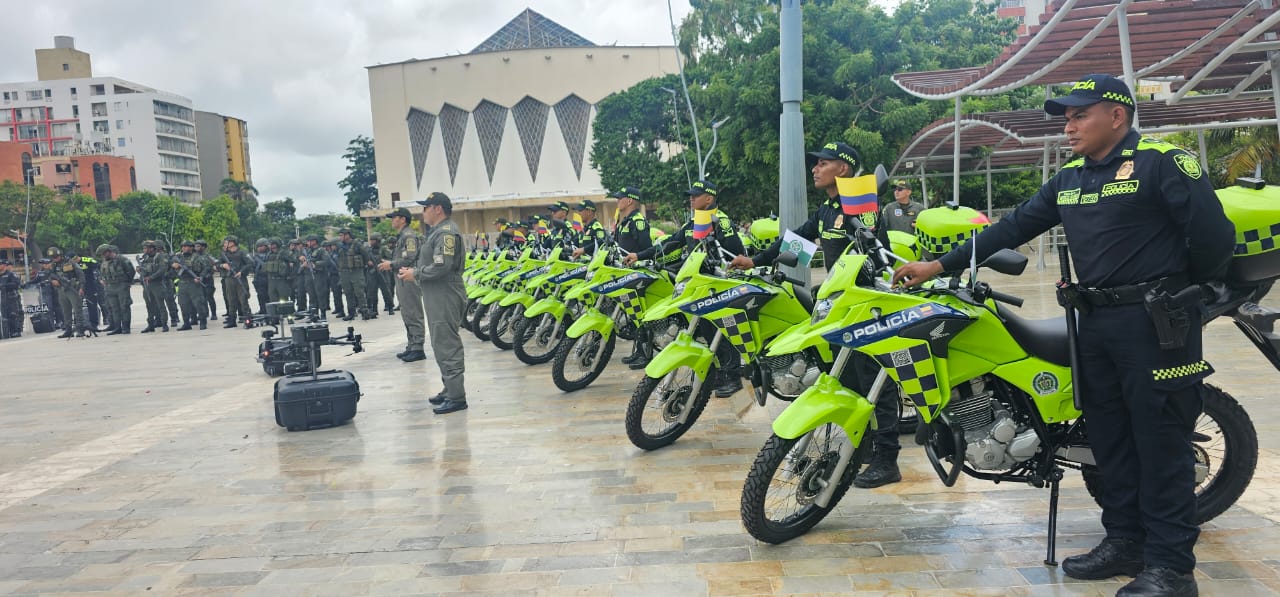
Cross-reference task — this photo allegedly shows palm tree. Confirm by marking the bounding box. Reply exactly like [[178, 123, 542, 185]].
[[1207, 126, 1279, 183], [219, 178, 259, 201]]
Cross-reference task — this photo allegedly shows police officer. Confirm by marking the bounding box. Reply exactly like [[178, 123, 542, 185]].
[[380, 207, 426, 362], [624, 179, 748, 396], [32, 258, 63, 328], [155, 242, 180, 327], [611, 187, 652, 255], [0, 259, 22, 338], [571, 200, 608, 258], [287, 239, 307, 312], [880, 179, 927, 234], [77, 251, 106, 331], [263, 238, 294, 302], [172, 240, 212, 330], [322, 239, 346, 317], [894, 75, 1233, 596], [337, 229, 373, 320], [546, 201, 578, 249], [47, 247, 86, 337], [98, 245, 134, 335], [730, 140, 905, 490], [252, 238, 271, 313], [398, 192, 468, 414], [296, 236, 321, 316], [138, 241, 167, 333], [365, 232, 390, 317], [217, 236, 255, 327], [194, 240, 218, 320]]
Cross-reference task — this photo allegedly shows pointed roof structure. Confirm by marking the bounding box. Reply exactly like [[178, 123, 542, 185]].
[[471, 8, 596, 54]]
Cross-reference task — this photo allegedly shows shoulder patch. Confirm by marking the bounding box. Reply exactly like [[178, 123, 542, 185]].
[[1063, 157, 1085, 169], [443, 234, 456, 256], [636, 220, 646, 230], [1173, 153, 1203, 179], [405, 237, 417, 253], [1137, 137, 1181, 154]]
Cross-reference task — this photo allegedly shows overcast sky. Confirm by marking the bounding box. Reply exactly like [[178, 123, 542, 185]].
[[0, 0, 692, 215]]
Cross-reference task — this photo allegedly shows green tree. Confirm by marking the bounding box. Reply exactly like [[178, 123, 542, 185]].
[[262, 198, 298, 239], [0, 180, 56, 258], [338, 135, 377, 216], [218, 178, 258, 201], [40, 193, 123, 255], [298, 213, 362, 241], [199, 196, 241, 255]]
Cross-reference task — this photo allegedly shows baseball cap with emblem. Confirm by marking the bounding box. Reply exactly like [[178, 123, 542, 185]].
[[577, 200, 596, 211], [685, 179, 718, 197], [1044, 74, 1135, 116], [417, 192, 451, 209], [807, 141, 861, 172], [547, 200, 570, 213], [611, 187, 641, 201], [892, 179, 911, 190], [385, 207, 412, 220]]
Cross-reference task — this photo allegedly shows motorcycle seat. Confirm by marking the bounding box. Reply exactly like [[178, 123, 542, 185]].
[[793, 284, 814, 313], [996, 305, 1071, 367]]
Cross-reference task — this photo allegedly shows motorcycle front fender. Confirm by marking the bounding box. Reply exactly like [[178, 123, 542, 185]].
[[466, 285, 491, 300], [499, 291, 533, 308], [525, 296, 566, 320], [640, 295, 685, 324], [564, 280, 595, 302], [644, 331, 715, 380], [479, 288, 507, 306], [765, 319, 839, 360], [565, 308, 613, 340], [771, 373, 875, 443]]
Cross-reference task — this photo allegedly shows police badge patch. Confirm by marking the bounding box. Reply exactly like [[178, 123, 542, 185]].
[[1174, 153, 1203, 179], [443, 235, 455, 256], [833, 215, 844, 229], [1115, 160, 1134, 180]]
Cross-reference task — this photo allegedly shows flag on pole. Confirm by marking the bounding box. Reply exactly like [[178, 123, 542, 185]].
[[571, 212, 584, 233], [835, 174, 879, 216], [782, 229, 818, 267], [691, 209, 717, 239]]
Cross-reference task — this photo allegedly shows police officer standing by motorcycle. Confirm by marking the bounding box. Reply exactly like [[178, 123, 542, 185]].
[[894, 75, 1233, 597], [610, 186, 654, 368], [570, 200, 608, 258], [730, 140, 905, 490], [98, 244, 134, 334], [398, 193, 468, 414], [381, 207, 427, 363]]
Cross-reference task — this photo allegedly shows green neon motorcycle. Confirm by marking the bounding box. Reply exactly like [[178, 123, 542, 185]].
[[739, 243, 1265, 563], [470, 246, 545, 342], [551, 248, 676, 392], [511, 247, 591, 365]]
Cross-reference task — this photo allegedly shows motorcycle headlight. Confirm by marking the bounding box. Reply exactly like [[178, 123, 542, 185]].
[[811, 291, 842, 324], [672, 280, 689, 297]]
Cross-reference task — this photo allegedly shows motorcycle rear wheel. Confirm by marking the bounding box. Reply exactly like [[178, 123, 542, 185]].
[[471, 302, 492, 341], [624, 366, 716, 450], [513, 312, 563, 365], [741, 425, 863, 544], [551, 330, 616, 392], [489, 304, 521, 351], [1080, 383, 1257, 524]]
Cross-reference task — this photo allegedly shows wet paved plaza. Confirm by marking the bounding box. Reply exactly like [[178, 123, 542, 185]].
[[2, 264, 1280, 596]]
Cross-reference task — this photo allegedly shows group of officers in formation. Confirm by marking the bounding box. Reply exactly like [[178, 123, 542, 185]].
[[15, 230, 404, 338]]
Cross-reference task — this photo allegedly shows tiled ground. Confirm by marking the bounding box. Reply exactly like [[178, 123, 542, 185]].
[[1, 265, 1278, 596]]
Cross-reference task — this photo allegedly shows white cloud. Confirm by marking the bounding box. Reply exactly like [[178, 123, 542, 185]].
[[0, 0, 691, 215]]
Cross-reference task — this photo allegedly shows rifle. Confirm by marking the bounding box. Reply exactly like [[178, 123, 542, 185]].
[[171, 256, 202, 283]]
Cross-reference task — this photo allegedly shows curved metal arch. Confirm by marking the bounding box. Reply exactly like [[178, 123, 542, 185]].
[[1170, 8, 1280, 102], [891, 118, 1026, 174], [1135, 0, 1263, 79]]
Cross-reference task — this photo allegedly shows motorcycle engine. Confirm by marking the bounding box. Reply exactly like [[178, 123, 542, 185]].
[[649, 317, 683, 351], [943, 376, 1041, 471], [763, 353, 821, 399]]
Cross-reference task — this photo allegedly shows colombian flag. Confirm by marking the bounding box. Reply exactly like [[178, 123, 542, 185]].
[[535, 222, 549, 236], [571, 212, 584, 233], [835, 174, 878, 216], [691, 209, 717, 240], [512, 229, 527, 244]]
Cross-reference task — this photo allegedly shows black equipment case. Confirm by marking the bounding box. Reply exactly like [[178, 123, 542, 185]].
[[273, 369, 360, 431], [30, 311, 54, 334]]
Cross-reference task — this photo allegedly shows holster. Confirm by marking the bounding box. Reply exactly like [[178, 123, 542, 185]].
[[1055, 282, 1091, 315], [1143, 285, 1201, 350]]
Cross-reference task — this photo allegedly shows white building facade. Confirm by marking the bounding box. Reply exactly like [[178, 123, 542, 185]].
[[0, 38, 202, 202]]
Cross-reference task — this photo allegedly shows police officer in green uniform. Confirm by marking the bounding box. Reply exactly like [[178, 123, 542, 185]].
[[880, 179, 927, 234], [47, 247, 86, 337], [381, 207, 426, 362], [263, 238, 295, 303], [252, 238, 270, 313], [625, 179, 748, 395], [217, 236, 255, 327], [194, 240, 218, 319], [398, 193, 468, 414], [156, 242, 180, 327], [288, 239, 308, 312], [894, 75, 1234, 596], [731, 140, 906, 489], [138, 241, 169, 333], [98, 244, 134, 334], [322, 239, 345, 317], [364, 233, 388, 318], [297, 236, 322, 316], [337, 229, 373, 320], [172, 240, 212, 330]]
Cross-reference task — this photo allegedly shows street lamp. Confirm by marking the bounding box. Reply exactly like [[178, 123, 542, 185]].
[[659, 87, 694, 188], [699, 117, 731, 180], [22, 168, 35, 283]]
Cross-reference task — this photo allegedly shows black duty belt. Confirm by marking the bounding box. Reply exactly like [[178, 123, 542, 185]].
[[1078, 275, 1188, 307]]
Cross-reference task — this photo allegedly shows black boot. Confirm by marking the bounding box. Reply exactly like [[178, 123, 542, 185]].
[[428, 391, 447, 405], [1062, 536, 1144, 580], [199, 317, 207, 330], [432, 398, 468, 414], [140, 324, 156, 334], [1117, 567, 1196, 596], [162, 322, 170, 332], [107, 326, 124, 335], [854, 450, 902, 488], [57, 329, 73, 338], [400, 350, 427, 363], [178, 320, 193, 331]]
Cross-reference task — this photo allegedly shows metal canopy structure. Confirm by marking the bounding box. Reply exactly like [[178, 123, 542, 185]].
[[470, 8, 595, 54]]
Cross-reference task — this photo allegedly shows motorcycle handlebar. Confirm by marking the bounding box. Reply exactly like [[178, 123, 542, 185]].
[[988, 289, 1024, 308]]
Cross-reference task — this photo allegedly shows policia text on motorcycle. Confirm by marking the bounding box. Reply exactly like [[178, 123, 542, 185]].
[[730, 140, 905, 490], [894, 74, 1234, 597]]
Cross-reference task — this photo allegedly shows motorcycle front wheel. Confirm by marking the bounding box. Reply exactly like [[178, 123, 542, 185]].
[[470, 302, 492, 341], [513, 312, 563, 365], [551, 330, 616, 392], [740, 424, 863, 544], [488, 304, 521, 351], [461, 298, 477, 331], [624, 366, 716, 450], [1080, 383, 1257, 524]]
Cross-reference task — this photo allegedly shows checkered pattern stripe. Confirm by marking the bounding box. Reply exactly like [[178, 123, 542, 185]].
[[1234, 222, 1280, 255], [1152, 360, 1212, 381], [874, 344, 939, 410], [719, 312, 759, 365], [617, 290, 646, 324], [917, 229, 977, 255]]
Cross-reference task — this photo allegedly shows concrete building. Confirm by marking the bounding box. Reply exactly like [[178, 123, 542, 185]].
[[0, 140, 136, 201], [195, 110, 253, 200], [998, 0, 1048, 35], [0, 37, 202, 202], [366, 9, 681, 232]]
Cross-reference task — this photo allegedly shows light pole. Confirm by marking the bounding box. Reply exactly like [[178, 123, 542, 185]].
[[699, 117, 730, 180], [660, 87, 693, 188], [22, 168, 35, 282]]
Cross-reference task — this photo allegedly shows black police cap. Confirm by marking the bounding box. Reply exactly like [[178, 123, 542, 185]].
[[807, 141, 861, 172], [1045, 74, 1136, 116]]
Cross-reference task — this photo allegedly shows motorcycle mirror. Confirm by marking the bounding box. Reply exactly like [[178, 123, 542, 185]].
[[776, 251, 800, 268], [874, 164, 889, 195], [978, 248, 1028, 276]]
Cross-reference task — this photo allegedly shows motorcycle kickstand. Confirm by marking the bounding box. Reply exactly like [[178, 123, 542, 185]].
[[1043, 467, 1064, 567]]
